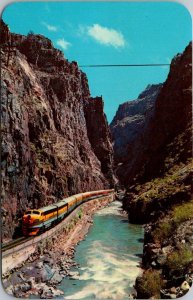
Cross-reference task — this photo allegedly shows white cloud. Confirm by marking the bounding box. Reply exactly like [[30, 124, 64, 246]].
[[42, 22, 58, 32], [56, 38, 71, 50], [87, 24, 125, 48]]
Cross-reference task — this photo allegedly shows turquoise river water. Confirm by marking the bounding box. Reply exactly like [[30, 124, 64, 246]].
[[59, 201, 144, 300]]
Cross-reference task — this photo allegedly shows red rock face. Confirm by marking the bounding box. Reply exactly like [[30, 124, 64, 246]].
[[1, 21, 114, 240], [84, 97, 115, 186]]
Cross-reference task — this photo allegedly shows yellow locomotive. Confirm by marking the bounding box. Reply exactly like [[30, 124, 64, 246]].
[[22, 189, 114, 236]]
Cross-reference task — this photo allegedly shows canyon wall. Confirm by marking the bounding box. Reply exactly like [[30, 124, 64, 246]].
[[1, 20, 114, 240], [84, 96, 115, 186], [110, 84, 162, 185], [111, 43, 192, 188], [123, 42, 192, 222], [111, 41, 192, 299]]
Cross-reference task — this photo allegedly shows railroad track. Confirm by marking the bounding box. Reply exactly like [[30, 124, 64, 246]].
[[2, 237, 33, 252], [1, 193, 114, 254]]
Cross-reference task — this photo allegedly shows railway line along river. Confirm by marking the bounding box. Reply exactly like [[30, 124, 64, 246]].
[[59, 201, 144, 300]]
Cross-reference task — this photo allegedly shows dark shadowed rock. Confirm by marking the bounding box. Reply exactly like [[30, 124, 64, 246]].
[[111, 43, 192, 187], [123, 42, 192, 223], [110, 84, 162, 185]]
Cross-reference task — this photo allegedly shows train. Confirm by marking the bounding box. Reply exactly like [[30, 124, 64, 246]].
[[22, 189, 114, 236]]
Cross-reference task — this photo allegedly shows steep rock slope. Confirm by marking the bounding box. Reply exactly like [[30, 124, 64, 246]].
[[110, 84, 162, 184], [111, 43, 191, 187], [139, 43, 192, 182], [1, 21, 114, 240], [123, 43, 192, 298], [84, 96, 115, 186], [123, 42, 192, 222]]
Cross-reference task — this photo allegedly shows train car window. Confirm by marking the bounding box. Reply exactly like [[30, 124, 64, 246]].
[[26, 211, 32, 214], [33, 210, 40, 214]]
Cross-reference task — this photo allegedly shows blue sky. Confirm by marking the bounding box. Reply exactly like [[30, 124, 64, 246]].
[[2, 2, 192, 122]]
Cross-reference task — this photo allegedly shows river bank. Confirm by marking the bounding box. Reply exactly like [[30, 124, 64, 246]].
[[124, 162, 193, 299], [2, 197, 114, 298], [134, 214, 193, 299]]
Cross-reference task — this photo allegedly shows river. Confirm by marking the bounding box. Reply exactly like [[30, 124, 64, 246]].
[[59, 201, 144, 300]]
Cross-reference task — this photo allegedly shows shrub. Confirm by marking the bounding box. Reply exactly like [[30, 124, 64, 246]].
[[153, 201, 193, 243], [77, 209, 83, 219], [137, 269, 163, 299], [153, 222, 173, 244], [172, 202, 193, 225], [166, 245, 193, 273]]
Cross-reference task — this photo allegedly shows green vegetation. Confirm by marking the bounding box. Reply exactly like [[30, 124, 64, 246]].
[[153, 222, 173, 244], [64, 213, 82, 233], [164, 127, 192, 170], [153, 201, 193, 243], [137, 269, 163, 299], [166, 245, 193, 273], [136, 173, 182, 203], [172, 201, 193, 224], [133, 161, 192, 204], [37, 237, 55, 254], [77, 208, 83, 219]]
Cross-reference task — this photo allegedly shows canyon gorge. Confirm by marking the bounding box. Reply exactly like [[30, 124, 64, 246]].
[[1, 19, 192, 299]]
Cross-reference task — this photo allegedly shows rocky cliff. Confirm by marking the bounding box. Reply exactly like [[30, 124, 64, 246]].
[[110, 84, 162, 185], [123, 42, 192, 221], [111, 43, 191, 188], [110, 40, 192, 298], [121, 43, 192, 298], [84, 97, 115, 186], [1, 20, 114, 241]]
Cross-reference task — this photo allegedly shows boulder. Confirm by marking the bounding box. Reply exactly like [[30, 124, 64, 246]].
[[39, 267, 53, 282], [35, 261, 44, 269], [5, 285, 14, 296], [40, 285, 64, 299], [43, 256, 54, 266], [169, 293, 177, 299], [40, 286, 54, 299], [156, 254, 167, 266], [68, 271, 80, 279], [180, 281, 190, 291], [170, 287, 177, 294], [49, 271, 63, 285], [19, 282, 31, 292]]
